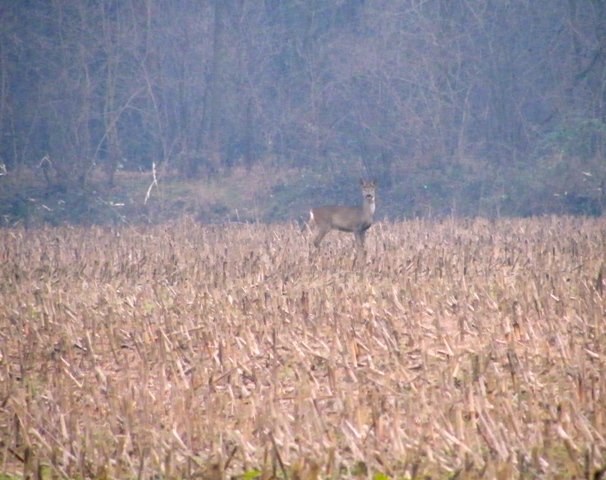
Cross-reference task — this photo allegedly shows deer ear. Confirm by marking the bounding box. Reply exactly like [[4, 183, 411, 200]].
[[372, 179, 377, 186], [359, 178, 364, 186]]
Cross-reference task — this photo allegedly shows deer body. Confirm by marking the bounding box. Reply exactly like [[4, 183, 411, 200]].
[[309, 179, 377, 249]]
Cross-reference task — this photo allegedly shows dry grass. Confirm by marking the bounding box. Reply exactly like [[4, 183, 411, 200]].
[[1, 216, 605, 479]]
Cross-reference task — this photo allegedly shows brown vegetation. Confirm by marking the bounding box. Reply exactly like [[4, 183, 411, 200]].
[[1, 216, 605, 478]]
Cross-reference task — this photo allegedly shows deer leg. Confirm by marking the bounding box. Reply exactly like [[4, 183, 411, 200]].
[[313, 226, 331, 248], [353, 230, 367, 267], [354, 230, 366, 249]]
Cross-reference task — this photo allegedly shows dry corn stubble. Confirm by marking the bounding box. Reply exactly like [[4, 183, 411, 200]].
[[0, 216, 605, 478]]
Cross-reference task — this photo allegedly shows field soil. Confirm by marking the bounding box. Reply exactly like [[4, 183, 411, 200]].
[[1, 216, 605, 478]]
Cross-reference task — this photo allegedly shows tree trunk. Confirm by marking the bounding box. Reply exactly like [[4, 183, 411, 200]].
[[200, 0, 229, 176]]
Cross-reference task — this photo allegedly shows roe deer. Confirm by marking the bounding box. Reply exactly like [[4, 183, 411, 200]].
[[309, 179, 377, 250]]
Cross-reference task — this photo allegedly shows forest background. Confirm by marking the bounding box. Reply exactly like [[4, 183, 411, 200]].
[[1, 0, 606, 226]]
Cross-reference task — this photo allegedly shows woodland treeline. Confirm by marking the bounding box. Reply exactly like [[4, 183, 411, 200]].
[[2, 0, 606, 219]]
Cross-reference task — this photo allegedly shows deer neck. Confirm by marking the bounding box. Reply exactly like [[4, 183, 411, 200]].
[[363, 197, 376, 218]]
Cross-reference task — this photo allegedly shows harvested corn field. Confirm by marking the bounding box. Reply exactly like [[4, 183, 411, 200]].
[[1, 216, 605, 479]]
